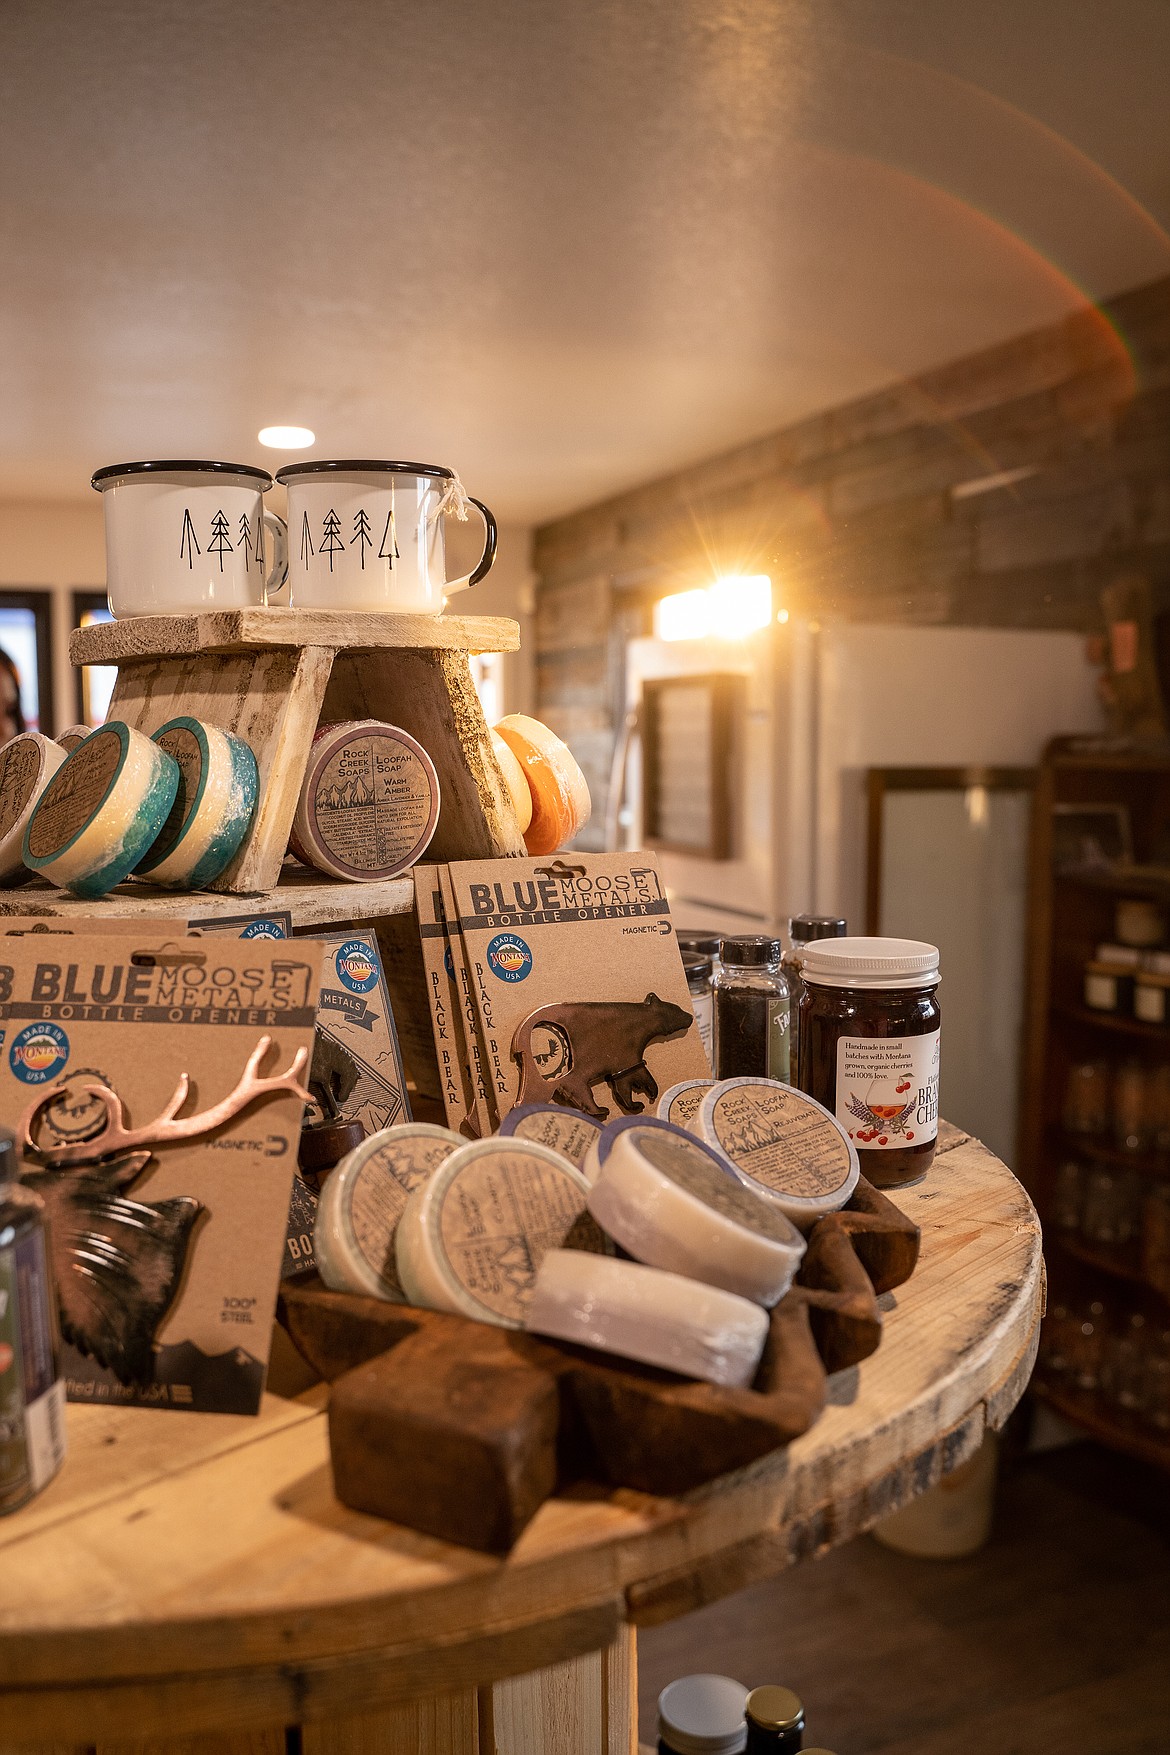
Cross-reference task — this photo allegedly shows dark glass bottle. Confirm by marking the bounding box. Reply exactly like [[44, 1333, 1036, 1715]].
[[713, 937, 790, 1083], [744, 1685, 805, 1752], [798, 937, 940, 1190], [782, 915, 846, 1075]]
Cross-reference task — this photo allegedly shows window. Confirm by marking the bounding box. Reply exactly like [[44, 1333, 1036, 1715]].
[[0, 591, 54, 734]]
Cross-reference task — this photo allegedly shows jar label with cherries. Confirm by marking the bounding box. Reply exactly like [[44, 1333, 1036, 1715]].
[[836, 1030, 940, 1148]]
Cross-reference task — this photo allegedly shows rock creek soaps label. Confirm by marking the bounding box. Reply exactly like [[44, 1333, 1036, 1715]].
[[297, 724, 439, 880], [836, 1030, 940, 1148], [0, 737, 47, 841], [706, 1081, 853, 1200], [436, 1146, 595, 1323], [661, 1081, 714, 1129], [504, 1107, 601, 1168], [24, 729, 122, 859], [350, 1132, 457, 1296]]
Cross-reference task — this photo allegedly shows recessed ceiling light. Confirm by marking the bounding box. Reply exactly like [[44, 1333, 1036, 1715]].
[[258, 425, 315, 449]]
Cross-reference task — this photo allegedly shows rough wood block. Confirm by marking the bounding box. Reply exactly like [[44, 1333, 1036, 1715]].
[[107, 642, 334, 892], [71, 609, 520, 665], [329, 1323, 560, 1553], [0, 870, 413, 924], [322, 647, 525, 862]]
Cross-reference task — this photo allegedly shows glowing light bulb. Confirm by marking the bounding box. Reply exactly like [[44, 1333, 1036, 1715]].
[[258, 425, 316, 449]]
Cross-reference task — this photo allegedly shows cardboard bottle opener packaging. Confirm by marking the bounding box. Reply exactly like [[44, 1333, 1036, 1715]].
[[0, 932, 322, 1414], [444, 853, 710, 1123]]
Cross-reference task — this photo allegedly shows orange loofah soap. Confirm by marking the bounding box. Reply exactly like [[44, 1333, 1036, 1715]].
[[493, 714, 590, 855]]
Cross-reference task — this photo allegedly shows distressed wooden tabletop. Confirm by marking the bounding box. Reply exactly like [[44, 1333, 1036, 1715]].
[[0, 1125, 1042, 1745]]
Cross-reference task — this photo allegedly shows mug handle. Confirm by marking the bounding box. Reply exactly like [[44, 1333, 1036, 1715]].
[[262, 511, 289, 599], [455, 498, 497, 588]]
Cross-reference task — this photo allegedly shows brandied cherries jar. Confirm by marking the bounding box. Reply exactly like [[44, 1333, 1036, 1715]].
[[798, 937, 940, 1189]]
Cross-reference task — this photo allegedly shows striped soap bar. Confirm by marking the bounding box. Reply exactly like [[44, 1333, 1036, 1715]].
[[23, 721, 179, 898], [135, 717, 259, 890]]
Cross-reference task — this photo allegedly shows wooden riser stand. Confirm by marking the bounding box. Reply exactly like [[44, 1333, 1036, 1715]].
[[69, 608, 526, 895]]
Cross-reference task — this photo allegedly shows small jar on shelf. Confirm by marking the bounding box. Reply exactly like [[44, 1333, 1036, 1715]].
[[1062, 1060, 1110, 1137]]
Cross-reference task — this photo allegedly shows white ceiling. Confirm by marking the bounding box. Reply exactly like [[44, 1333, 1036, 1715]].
[[2, 0, 1169, 522]]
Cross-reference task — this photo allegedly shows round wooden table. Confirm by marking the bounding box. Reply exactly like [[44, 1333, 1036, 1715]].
[[0, 1126, 1041, 1755]]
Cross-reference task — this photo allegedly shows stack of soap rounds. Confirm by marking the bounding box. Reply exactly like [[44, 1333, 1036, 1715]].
[[498, 1103, 603, 1170], [315, 1122, 463, 1300], [587, 1118, 805, 1305], [493, 714, 591, 855], [526, 1250, 768, 1388], [699, 1077, 859, 1222], [0, 733, 67, 883], [290, 719, 440, 882], [22, 721, 178, 897], [134, 716, 259, 890], [395, 1135, 600, 1328]]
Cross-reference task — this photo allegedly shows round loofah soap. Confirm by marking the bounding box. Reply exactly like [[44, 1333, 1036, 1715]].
[[491, 730, 533, 834], [23, 721, 179, 898], [135, 717, 259, 890], [0, 733, 67, 884], [290, 719, 441, 882], [55, 725, 91, 754], [493, 714, 590, 855]]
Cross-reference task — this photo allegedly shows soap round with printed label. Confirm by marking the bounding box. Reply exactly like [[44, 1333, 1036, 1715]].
[[23, 721, 179, 898], [134, 716, 259, 890], [498, 1104, 603, 1170], [290, 719, 441, 883], [587, 1112, 738, 1190], [493, 715, 591, 856], [0, 733, 67, 884], [526, 1250, 769, 1387], [657, 1079, 715, 1131], [587, 1120, 805, 1305], [491, 730, 533, 834], [395, 1136, 600, 1328], [699, 1077, 859, 1221], [315, 1122, 464, 1301], [55, 725, 91, 754]]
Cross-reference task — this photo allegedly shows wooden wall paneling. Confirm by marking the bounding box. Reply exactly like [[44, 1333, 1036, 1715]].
[[95, 1734, 286, 1755]]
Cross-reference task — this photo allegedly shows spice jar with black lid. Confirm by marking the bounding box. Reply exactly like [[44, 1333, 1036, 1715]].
[[782, 915, 846, 1073], [713, 936, 790, 1084], [797, 937, 940, 1190]]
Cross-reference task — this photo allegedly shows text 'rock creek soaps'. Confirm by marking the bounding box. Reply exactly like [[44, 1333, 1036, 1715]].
[[0, 733, 67, 884], [315, 1123, 464, 1301], [22, 721, 179, 898], [134, 716, 259, 890], [699, 1077, 859, 1221], [290, 719, 440, 882], [394, 1135, 603, 1328]]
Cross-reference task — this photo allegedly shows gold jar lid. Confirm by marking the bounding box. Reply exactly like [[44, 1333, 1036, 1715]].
[[744, 1686, 804, 1731]]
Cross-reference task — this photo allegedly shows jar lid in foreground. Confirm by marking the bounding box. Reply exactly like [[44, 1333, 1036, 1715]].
[[745, 1685, 804, 1731], [721, 935, 782, 966], [658, 1674, 749, 1754], [802, 935, 939, 989]]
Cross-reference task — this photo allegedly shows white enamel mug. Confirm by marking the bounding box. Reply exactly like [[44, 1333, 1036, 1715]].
[[275, 460, 497, 615], [91, 460, 289, 618]]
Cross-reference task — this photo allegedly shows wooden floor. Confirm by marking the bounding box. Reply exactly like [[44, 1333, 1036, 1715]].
[[638, 1439, 1170, 1753]]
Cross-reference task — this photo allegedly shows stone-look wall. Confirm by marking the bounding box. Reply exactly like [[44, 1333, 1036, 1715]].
[[533, 276, 1170, 847]]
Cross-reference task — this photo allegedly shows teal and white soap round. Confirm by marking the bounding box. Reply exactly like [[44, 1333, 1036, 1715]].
[[22, 721, 179, 898], [135, 717, 259, 890]]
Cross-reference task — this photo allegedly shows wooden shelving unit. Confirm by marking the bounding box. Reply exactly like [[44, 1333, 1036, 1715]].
[[1019, 737, 1170, 1462]]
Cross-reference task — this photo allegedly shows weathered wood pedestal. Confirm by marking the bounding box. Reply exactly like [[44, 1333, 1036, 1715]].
[[0, 1128, 1042, 1755]]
